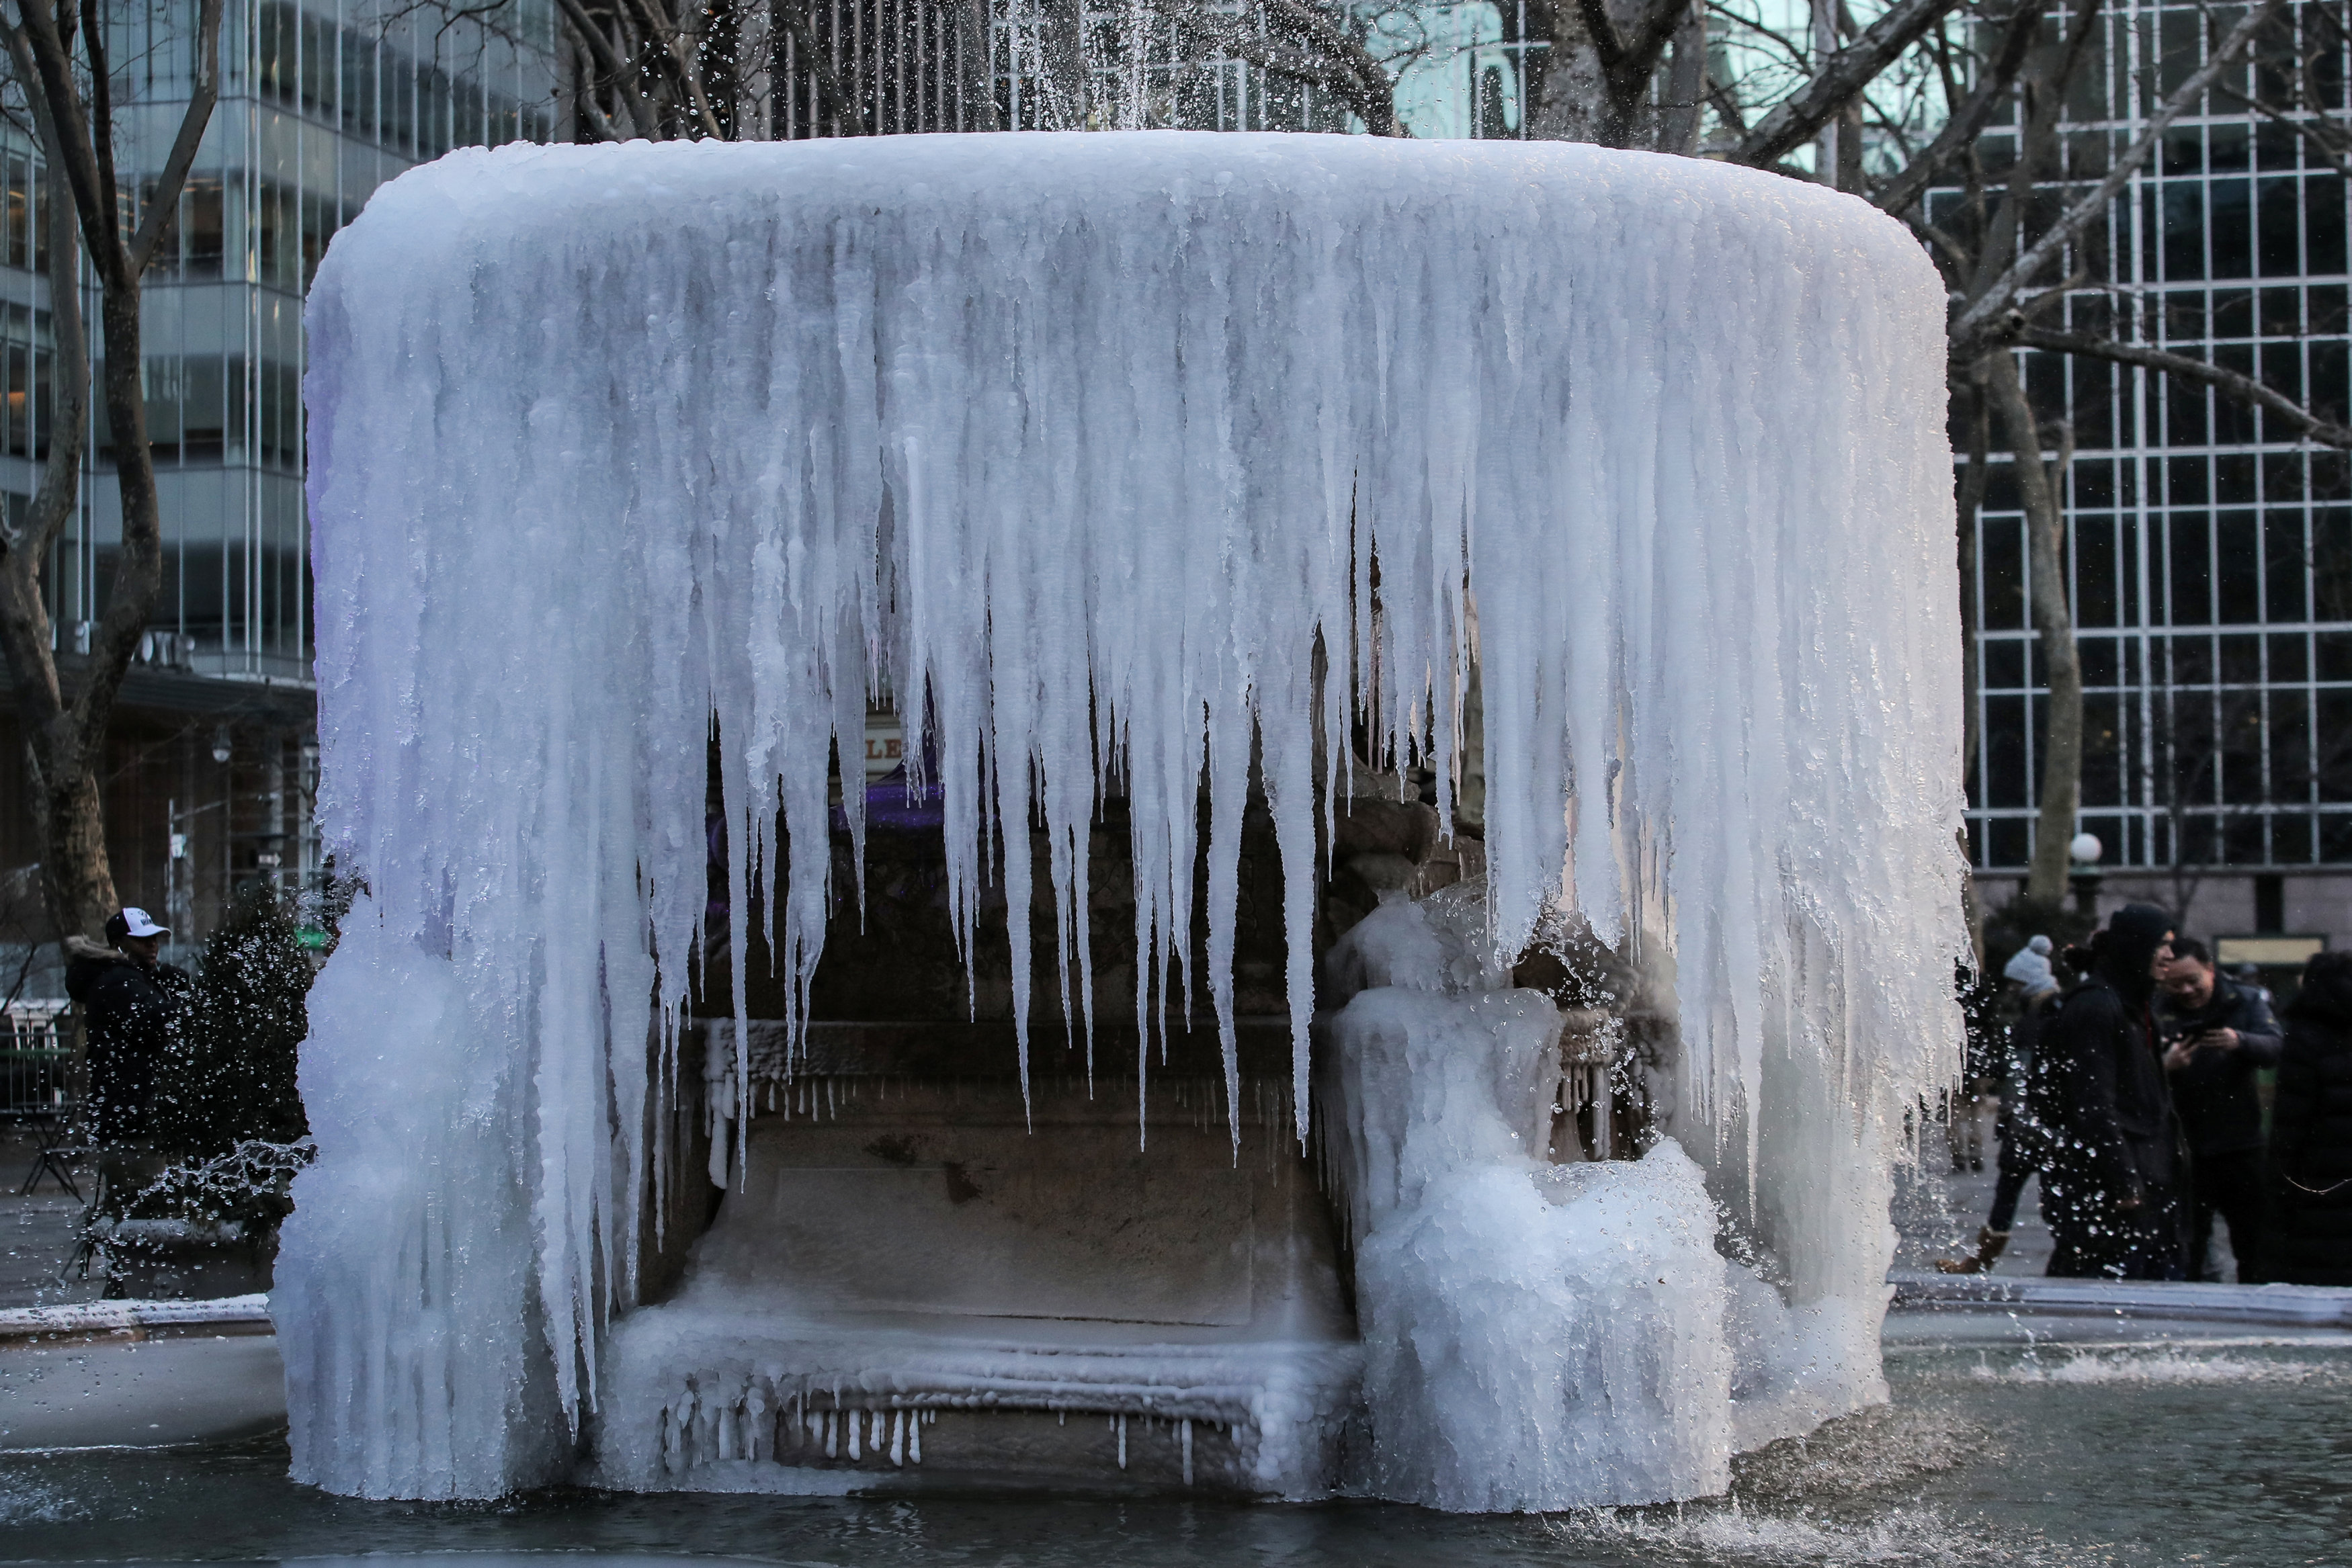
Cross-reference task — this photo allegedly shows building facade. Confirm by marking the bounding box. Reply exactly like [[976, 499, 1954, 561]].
[[1944, 0, 2352, 969]]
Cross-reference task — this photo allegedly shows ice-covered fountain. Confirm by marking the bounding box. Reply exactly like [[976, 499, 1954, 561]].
[[271, 130, 1968, 1509]]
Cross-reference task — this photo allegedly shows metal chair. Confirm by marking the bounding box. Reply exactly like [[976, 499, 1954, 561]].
[[5, 1006, 82, 1199]]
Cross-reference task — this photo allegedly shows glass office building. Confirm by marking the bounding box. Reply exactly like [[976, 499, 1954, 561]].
[[1942, 0, 2352, 959]]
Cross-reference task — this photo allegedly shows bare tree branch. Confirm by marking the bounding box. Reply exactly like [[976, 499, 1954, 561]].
[[1203, 0, 1403, 136], [1873, 0, 2040, 217], [1951, 0, 2288, 349], [124, 0, 220, 275], [2013, 323, 2352, 449], [1731, 0, 1962, 169], [552, 0, 661, 137], [2214, 77, 2352, 179]]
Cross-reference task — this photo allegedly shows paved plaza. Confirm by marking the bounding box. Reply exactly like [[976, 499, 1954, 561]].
[[1, 1129, 102, 1311]]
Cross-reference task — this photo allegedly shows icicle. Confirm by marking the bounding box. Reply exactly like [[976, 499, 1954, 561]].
[[1180, 1418, 1193, 1486]]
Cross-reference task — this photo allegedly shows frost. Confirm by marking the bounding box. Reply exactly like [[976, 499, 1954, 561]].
[[275, 131, 1965, 1502]]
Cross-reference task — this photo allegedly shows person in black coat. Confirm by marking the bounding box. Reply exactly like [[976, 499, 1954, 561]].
[[65, 907, 194, 1147], [2027, 902, 2185, 1280], [2158, 936, 2283, 1282], [1939, 939, 2062, 1274], [2268, 949, 2352, 1286]]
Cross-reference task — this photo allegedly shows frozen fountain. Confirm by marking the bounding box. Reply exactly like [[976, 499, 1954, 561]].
[[271, 130, 1969, 1508]]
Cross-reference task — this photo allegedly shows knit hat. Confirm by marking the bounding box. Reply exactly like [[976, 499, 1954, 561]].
[[2002, 934, 2058, 997]]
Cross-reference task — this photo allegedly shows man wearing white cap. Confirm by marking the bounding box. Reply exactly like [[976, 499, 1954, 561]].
[[66, 907, 193, 1150]]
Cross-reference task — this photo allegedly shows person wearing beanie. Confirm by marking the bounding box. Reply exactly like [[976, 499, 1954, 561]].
[[2024, 902, 2187, 1279], [1941, 934, 2068, 1274], [2002, 934, 2059, 1000]]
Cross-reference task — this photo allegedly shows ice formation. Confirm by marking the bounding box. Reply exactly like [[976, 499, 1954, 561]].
[[1319, 892, 1897, 1509], [275, 130, 1966, 1504]]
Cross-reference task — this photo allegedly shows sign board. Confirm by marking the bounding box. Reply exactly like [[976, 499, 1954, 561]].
[[2215, 934, 2328, 967], [864, 709, 905, 781]]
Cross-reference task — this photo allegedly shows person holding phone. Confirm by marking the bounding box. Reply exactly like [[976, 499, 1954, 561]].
[[2158, 937, 2283, 1282]]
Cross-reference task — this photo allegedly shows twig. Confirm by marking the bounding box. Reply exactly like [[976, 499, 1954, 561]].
[[1951, 0, 2290, 349], [1873, 0, 2041, 216], [2008, 323, 2352, 449], [1732, 0, 1964, 168]]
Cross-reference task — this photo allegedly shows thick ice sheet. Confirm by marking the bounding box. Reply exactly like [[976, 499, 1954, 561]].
[[276, 131, 1964, 1501]]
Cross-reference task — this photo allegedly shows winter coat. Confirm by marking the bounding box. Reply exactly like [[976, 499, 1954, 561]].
[[2159, 977, 2284, 1157], [2029, 973, 2179, 1206], [67, 938, 193, 1144], [2270, 967, 2352, 1286]]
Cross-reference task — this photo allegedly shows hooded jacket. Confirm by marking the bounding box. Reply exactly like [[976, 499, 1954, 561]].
[[2271, 953, 2352, 1286], [2029, 905, 2179, 1204], [67, 934, 193, 1143]]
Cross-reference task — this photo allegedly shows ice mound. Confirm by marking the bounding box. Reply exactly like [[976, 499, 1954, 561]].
[[1319, 898, 1892, 1509], [1322, 924, 1731, 1505], [276, 132, 1964, 1502]]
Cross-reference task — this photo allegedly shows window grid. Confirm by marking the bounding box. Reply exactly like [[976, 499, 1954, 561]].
[[1960, 0, 2352, 873]]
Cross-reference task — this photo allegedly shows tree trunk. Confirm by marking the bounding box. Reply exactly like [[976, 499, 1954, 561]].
[[14, 260, 165, 945], [0, 30, 96, 941], [34, 754, 114, 938], [1955, 366, 1990, 786], [1985, 349, 2082, 906], [1656, 0, 1704, 153], [1954, 366, 1991, 957], [1525, 0, 1614, 144], [0, 0, 218, 943]]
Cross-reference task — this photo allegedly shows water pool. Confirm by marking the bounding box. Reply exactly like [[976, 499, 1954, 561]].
[[4, 1328, 2347, 1567]]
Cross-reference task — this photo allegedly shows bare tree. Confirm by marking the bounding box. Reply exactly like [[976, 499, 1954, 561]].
[[0, 0, 223, 943]]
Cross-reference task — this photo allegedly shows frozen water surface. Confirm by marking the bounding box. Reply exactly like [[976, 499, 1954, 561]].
[[281, 131, 1966, 1506], [5, 1340, 2350, 1565]]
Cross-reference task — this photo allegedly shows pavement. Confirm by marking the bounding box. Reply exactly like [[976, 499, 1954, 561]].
[[1894, 1124, 2254, 1282], [1893, 1151, 2058, 1277], [0, 1129, 104, 1311]]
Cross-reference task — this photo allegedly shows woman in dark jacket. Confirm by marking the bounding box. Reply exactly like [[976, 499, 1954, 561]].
[[2027, 904, 2185, 1280], [2269, 949, 2352, 1285]]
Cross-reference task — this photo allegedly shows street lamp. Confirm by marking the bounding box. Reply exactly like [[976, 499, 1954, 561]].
[[2068, 831, 2103, 919], [211, 726, 232, 765]]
